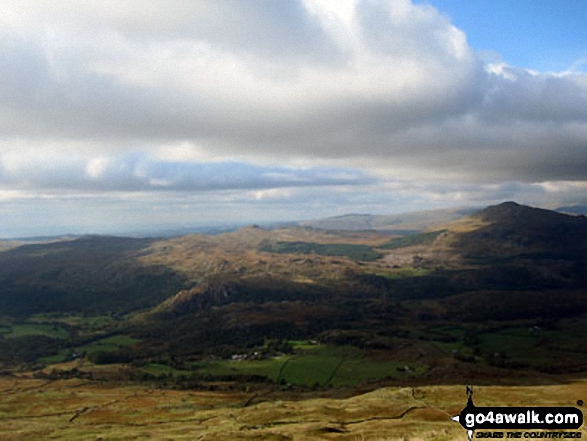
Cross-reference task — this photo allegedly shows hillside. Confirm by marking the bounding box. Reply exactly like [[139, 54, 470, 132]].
[[464, 201, 587, 253], [3, 376, 585, 441], [1, 202, 587, 386], [0, 236, 186, 316]]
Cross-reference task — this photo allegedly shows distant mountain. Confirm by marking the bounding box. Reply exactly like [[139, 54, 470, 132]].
[[8, 234, 82, 242], [300, 213, 376, 231], [300, 207, 478, 232], [3, 202, 585, 319], [555, 204, 587, 215]]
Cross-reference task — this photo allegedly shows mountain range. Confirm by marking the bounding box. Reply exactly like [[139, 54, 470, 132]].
[[1, 201, 586, 384]]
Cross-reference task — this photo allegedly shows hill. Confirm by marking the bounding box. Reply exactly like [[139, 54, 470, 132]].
[[1, 202, 587, 386], [0, 236, 186, 317], [453, 201, 587, 262], [299, 207, 477, 232]]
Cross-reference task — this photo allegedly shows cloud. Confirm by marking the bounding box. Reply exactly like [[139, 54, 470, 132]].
[[482, 65, 587, 123], [0, 1, 336, 61], [2, 175, 579, 238], [0, 152, 374, 192], [1, 1, 483, 143], [0, 0, 586, 237]]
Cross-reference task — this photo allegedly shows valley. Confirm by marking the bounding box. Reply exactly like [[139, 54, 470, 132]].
[[1, 202, 587, 439]]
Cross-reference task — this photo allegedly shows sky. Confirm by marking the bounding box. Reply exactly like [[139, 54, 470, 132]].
[[417, 0, 587, 72], [0, 0, 586, 237]]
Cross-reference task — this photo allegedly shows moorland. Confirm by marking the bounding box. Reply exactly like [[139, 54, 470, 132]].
[[1, 201, 587, 439]]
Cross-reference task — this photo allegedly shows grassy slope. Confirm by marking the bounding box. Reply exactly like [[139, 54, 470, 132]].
[[1, 376, 586, 440], [379, 230, 446, 250], [455, 201, 587, 261]]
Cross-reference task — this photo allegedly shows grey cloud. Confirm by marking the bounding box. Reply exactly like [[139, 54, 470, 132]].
[[481, 68, 587, 123], [0, 153, 375, 192], [375, 118, 587, 182], [0, 0, 585, 185], [0, 177, 575, 239], [0, 40, 210, 141], [0, 0, 484, 141]]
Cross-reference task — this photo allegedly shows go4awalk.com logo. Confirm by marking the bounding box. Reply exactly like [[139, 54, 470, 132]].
[[452, 387, 583, 440]]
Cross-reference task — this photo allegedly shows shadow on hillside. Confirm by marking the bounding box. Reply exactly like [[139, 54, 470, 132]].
[[0, 236, 188, 317]]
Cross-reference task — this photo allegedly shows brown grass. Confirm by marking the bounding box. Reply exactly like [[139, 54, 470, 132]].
[[1, 376, 586, 440]]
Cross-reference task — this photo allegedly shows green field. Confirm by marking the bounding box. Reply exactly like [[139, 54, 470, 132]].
[[77, 334, 141, 355], [3, 323, 70, 340], [476, 327, 554, 365], [35, 334, 142, 365], [194, 357, 284, 379], [141, 363, 192, 377], [259, 241, 382, 261], [29, 313, 117, 329], [193, 344, 426, 387], [38, 349, 73, 364]]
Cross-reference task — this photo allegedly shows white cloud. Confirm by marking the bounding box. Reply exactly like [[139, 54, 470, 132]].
[[254, 188, 293, 201], [85, 157, 110, 179], [0, 0, 586, 235], [0, 0, 483, 146]]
